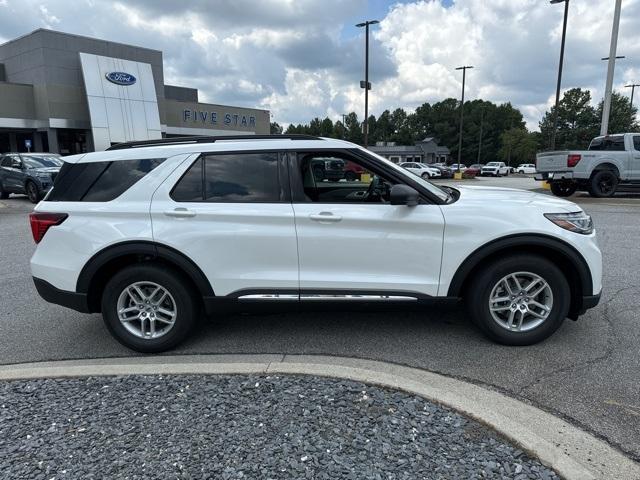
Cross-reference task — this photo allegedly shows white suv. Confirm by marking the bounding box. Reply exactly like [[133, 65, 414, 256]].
[[30, 135, 602, 352], [481, 162, 510, 176], [399, 162, 441, 179]]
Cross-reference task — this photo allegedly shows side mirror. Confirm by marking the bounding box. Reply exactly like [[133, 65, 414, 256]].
[[390, 184, 420, 206]]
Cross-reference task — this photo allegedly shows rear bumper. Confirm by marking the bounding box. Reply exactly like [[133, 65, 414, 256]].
[[534, 172, 574, 181], [33, 277, 90, 313]]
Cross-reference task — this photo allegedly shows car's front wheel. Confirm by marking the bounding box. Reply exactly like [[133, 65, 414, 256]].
[[0, 182, 8, 199], [101, 264, 198, 353], [421, 172, 430, 179], [467, 255, 570, 345]]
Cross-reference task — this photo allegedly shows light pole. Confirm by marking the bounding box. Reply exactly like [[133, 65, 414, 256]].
[[341, 113, 347, 139], [625, 83, 639, 111], [477, 107, 485, 164], [455, 65, 473, 173], [356, 19, 379, 148], [600, 0, 623, 136], [550, 0, 569, 150]]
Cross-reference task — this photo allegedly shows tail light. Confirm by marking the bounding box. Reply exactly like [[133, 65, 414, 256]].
[[567, 154, 581, 167], [29, 212, 68, 243]]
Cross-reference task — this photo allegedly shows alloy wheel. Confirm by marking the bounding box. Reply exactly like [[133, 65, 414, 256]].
[[488, 272, 553, 332], [116, 281, 177, 339]]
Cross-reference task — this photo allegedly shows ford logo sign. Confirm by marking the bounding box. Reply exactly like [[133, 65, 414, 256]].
[[105, 72, 136, 86]]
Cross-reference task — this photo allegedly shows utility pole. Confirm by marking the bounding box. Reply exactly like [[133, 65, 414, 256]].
[[356, 20, 379, 148], [550, 0, 570, 150], [624, 84, 639, 111], [455, 66, 473, 173], [341, 114, 347, 139], [600, 0, 623, 136], [477, 107, 484, 164]]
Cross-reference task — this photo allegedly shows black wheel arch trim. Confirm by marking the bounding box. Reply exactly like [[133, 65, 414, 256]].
[[76, 240, 214, 300], [447, 233, 594, 298]]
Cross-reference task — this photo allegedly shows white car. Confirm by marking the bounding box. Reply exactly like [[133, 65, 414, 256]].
[[517, 164, 536, 174], [481, 162, 510, 176], [30, 135, 601, 352], [399, 162, 441, 179]]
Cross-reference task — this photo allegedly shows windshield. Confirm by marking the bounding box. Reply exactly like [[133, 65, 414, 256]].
[[486, 162, 499, 167], [21, 155, 63, 168], [363, 149, 450, 203]]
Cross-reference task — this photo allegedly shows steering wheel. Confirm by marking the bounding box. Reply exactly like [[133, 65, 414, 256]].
[[364, 175, 384, 202]]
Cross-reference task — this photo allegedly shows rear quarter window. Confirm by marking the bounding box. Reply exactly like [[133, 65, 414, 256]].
[[47, 158, 165, 202]]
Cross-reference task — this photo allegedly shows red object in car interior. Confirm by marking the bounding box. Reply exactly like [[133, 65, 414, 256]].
[[29, 212, 68, 243]]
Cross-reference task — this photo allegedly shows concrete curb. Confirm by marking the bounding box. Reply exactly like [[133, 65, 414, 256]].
[[0, 354, 637, 480]]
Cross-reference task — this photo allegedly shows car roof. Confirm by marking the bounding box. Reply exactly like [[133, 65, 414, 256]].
[[63, 137, 359, 164]]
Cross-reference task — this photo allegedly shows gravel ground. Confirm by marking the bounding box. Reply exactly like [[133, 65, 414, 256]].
[[0, 375, 559, 480]]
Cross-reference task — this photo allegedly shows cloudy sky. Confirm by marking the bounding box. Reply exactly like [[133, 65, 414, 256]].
[[0, 0, 638, 130]]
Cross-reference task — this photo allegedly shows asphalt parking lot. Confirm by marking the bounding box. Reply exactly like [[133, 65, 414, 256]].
[[1, 176, 639, 463]]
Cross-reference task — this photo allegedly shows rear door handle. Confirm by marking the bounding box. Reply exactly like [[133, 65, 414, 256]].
[[309, 212, 342, 223], [164, 208, 196, 218]]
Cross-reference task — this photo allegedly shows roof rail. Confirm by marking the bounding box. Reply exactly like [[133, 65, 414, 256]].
[[106, 134, 323, 151]]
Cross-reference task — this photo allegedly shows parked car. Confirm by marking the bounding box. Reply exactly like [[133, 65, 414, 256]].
[[30, 134, 601, 352], [311, 157, 345, 181], [343, 160, 365, 181], [426, 164, 453, 179], [465, 164, 485, 176], [0, 153, 64, 203], [535, 133, 640, 197], [449, 163, 467, 172], [481, 162, 510, 177], [399, 162, 441, 179], [517, 164, 536, 174]]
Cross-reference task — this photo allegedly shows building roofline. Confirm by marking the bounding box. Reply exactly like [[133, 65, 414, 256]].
[[0, 28, 163, 55]]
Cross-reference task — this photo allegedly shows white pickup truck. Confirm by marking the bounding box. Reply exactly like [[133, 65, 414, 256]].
[[535, 133, 640, 197]]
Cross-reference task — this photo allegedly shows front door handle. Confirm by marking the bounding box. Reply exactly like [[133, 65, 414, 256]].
[[164, 208, 196, 218], [309, 212, 342, 223]]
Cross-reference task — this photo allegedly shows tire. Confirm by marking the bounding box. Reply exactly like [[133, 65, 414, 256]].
[[344, 171, 357, 182], [101, 264, 199, 353], [0, 182, 8, 199], [549, 181, 577, 197], [26, 181, 41, 203], [421, 172, 430, 179], [588, 169, 618, 198], [466, 254, 570, 346]]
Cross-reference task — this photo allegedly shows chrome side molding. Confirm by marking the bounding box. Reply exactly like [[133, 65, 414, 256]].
[[237, 294, 418, 301]]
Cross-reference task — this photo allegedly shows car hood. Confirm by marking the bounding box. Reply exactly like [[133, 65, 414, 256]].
[[454, 185, 580, 213]]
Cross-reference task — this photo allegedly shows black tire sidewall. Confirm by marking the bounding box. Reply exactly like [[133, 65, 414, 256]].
[[101, 264, 198, 353], [589, 170, 618, 198], [26, 181, 40, 203], [421, 173, 430, 179], [550, 182, 577, 197], [467, 255, 570, 346]]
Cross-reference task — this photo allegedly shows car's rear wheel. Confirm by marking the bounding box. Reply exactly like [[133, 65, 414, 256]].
[[101, 264, 198, 353], [26, 181, 41, 203], [467, 255, 570, 345], [588, 169, 618, 198], [344, 171, 357, 181], [549, 181, 577, 197], [0, 182, 8, 199]]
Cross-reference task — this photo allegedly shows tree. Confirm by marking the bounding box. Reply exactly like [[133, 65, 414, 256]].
[[498, 128, 538, 166], [539, 88, 599, 151], [270, 122, 283, 134], [596, 91, 639, 134]]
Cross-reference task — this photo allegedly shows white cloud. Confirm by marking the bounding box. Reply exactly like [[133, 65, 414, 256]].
[[1, 0, 639, 130]]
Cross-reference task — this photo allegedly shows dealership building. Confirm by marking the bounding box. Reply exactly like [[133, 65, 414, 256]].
[[0, 29, 270, 155]]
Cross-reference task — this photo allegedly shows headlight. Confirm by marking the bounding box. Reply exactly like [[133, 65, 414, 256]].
[[544, 212, 593, 235]]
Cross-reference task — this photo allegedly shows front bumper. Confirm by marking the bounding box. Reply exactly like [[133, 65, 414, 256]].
[[33, 277, 90, 313]]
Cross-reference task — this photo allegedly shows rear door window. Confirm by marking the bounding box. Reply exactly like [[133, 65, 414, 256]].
[[171, 152, 283, 203]]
